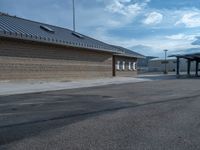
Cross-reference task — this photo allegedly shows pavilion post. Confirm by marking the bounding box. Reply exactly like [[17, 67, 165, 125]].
[[176, 57, 180, 77], [187, 59, 191, 76], [196, 61, 199, 77]]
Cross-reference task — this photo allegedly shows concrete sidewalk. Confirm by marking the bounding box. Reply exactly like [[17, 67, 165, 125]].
[[0, 75, 175, 96], [0, 77, 149, 96]]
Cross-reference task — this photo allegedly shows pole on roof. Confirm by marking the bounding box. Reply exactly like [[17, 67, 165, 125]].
[[72, 0, 76, 32]]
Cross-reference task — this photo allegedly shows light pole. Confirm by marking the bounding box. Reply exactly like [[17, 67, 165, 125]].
[[164, 49, 168, 74]]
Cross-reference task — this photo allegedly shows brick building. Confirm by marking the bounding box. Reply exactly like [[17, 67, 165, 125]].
[[0, 13, 144, 81]]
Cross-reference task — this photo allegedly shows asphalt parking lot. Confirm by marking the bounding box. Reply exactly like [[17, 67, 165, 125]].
[[0, 78, 200, 150]]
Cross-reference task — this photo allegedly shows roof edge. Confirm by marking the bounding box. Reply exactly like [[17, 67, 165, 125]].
[[0, 34, 116, 54]]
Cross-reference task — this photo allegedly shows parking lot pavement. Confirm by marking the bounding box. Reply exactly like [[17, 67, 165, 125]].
[[0, 78, 200, 150]]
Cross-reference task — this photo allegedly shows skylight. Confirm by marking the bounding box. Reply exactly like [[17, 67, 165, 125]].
[[40, 25, 55, 33], [72, 32, 84, 39]]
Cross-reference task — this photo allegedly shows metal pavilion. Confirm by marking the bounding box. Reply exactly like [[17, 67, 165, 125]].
[[170, 53, 200, 77]]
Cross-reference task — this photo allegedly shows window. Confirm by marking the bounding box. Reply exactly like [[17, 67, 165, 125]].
[[128, 62, 132, 70], [116, 61, 120, 70], [132, 62, 136, 71], [122, 61, 125, 71]]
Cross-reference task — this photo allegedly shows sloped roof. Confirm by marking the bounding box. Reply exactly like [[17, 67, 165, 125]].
[[0, 13, 117, 53], [169, 53, 200, 60], [168, 48, 200, 60], [0, 12, 145, 58]]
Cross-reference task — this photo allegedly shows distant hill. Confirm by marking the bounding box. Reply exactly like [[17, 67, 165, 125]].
[[129, 45, 162, 57]]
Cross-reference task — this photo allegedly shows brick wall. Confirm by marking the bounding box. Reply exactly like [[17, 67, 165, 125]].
[[0, 38, 113, 81]]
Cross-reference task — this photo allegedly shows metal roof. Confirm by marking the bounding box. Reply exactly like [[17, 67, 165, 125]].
[[111, 45, 145, 59], [0, 13, 145, 58], [0, 13, 118, 53], [169, 53, 200, 60]]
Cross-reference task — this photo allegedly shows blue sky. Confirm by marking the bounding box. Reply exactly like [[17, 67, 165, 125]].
[[1, 0, 200, 57]]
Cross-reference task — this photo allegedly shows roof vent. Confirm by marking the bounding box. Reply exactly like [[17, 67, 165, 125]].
[[72, 32, 84, 39], [40, 25, 55, 33]]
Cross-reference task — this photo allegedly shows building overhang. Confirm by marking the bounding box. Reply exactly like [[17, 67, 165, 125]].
[[114, 53, 145, 59]]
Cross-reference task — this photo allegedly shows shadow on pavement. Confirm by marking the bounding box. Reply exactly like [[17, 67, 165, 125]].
[[1, 91, 200, 146]]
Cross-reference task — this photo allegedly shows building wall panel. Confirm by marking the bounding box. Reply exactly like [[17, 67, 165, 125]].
[[0, 38, 112, 81]]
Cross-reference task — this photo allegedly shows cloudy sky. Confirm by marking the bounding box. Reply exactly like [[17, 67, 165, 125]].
[[1, 0, 200, 57]]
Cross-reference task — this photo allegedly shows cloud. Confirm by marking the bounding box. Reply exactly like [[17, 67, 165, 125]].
[[143, 12, 163, 25], [175, 10, 200, 28], [105, 0, 149, 18], [77, 0, 150, 30], [89, 28, 198, 57], [165, 33, 196, 41], [191, 36, 200, 45]]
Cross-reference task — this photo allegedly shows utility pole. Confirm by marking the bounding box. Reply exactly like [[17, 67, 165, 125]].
[[164, 49, 168, 74], [72, 0, 76, 32]]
